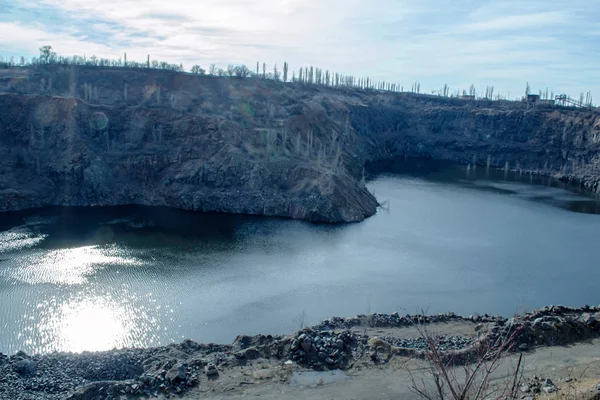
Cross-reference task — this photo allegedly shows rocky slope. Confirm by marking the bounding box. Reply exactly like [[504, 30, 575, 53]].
[[0, 65, 599, 221], [0, 305, 598, 400]]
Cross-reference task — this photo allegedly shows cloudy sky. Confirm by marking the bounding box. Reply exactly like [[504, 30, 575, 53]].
[[1, 0, 598, 100]]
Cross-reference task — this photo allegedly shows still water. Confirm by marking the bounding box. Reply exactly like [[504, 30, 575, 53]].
[[1, 167, 599, 355]]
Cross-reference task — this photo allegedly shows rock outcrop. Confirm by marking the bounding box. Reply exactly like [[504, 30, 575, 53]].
[[0, 65, 599, 221]]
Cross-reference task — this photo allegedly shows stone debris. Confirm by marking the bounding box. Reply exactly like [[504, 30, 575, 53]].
[[205, 363, 218, 376], [289, 330, 355, 370], [543, 378, 558, 393], [0, 306, 598, 399]]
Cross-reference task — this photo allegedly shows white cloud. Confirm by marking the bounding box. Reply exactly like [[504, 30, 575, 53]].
[[0, 22, 115, 57], [458, 11, 565, 33]]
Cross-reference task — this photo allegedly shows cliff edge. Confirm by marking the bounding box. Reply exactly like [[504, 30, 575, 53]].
[[0, 65, 599, 221]]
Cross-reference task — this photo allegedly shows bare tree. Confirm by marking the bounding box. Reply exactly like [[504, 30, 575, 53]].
[[233, 65, 250, 77], [226, 64, 235, 76], [39, 45, 56, 64], [191, 65, 205, 75], [469, 84, 476, 97], [585, 91, 593, 107], [412, 81, 421, 93], [409, 317, 523, 400]]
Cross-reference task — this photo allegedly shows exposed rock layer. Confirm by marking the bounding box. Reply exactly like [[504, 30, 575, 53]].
[[1, 65, 599, 221]]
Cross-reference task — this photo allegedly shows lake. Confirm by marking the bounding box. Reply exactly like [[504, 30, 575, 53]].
[[1, 164, 599, 355]]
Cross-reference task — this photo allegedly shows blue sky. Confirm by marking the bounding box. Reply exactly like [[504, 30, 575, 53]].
[[1, 0, 599, 100]]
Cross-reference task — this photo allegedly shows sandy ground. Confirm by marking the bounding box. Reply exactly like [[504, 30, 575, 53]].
[[171, 324, 600, 400]]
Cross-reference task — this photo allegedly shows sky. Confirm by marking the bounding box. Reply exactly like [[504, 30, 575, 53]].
[[1, 0, 599, 100]]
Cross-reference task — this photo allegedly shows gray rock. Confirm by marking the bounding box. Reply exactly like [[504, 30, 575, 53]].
[[13, 359, 37, 376], [543, 378, 557, 393], [166, 363, 186, 383], [238, 347, 260, 360], [301, 337, 312, 353], [543, 385, 558, 393], [290, 339, 300, 351], [205, 363, 218, 376], [177, 364, 187, 380], [518, 343, 528, 351]]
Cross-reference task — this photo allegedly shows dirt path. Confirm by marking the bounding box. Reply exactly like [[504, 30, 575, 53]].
[[182, 339, 600, 400]]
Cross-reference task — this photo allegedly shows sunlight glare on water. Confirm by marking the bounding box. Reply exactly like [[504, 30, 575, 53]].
[[0, 227, 47, 253], [56, 298, 129, 353], [1, 171, 600, 355], [4, 245, 143, 285]]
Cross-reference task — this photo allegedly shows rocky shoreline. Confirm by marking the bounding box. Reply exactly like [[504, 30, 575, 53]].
[[1, 305, 598, 400]]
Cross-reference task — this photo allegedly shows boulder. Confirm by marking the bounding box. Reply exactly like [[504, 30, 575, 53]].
[[14, 359, 37, 376], [205, 363, 218, 376], [166, 363, 186, 383], [301, 337, 312, 353]]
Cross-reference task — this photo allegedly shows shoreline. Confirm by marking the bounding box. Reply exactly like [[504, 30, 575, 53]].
[[1, 304, 598, 399]]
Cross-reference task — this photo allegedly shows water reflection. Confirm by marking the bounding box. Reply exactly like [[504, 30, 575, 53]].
[[0, 227, 46, 253], [4, 245, 142, 285], [15, 288, 171, 354], [57, 298, 129, 352], [367, 157, 600, 214], [1, 170, 600, 355]]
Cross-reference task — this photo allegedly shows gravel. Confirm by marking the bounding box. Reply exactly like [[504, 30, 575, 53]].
[[1, 305, 599, 399], [377, 335, 474, 351]]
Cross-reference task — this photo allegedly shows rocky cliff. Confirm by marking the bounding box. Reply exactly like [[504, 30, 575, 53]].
[[349, 96, 600, 191], [0, 65, 599, 222]]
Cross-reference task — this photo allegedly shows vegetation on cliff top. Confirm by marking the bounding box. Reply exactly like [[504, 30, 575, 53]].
[[0, 45, 595, 108]]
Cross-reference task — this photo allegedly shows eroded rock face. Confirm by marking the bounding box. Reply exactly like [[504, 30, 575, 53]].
[[0, 92, 377, 222], [1, 65, 599, 221], [351, 101, 600, 192]]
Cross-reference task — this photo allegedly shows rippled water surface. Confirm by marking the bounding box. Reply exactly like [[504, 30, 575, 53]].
[[1, 168, 600, 354]]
